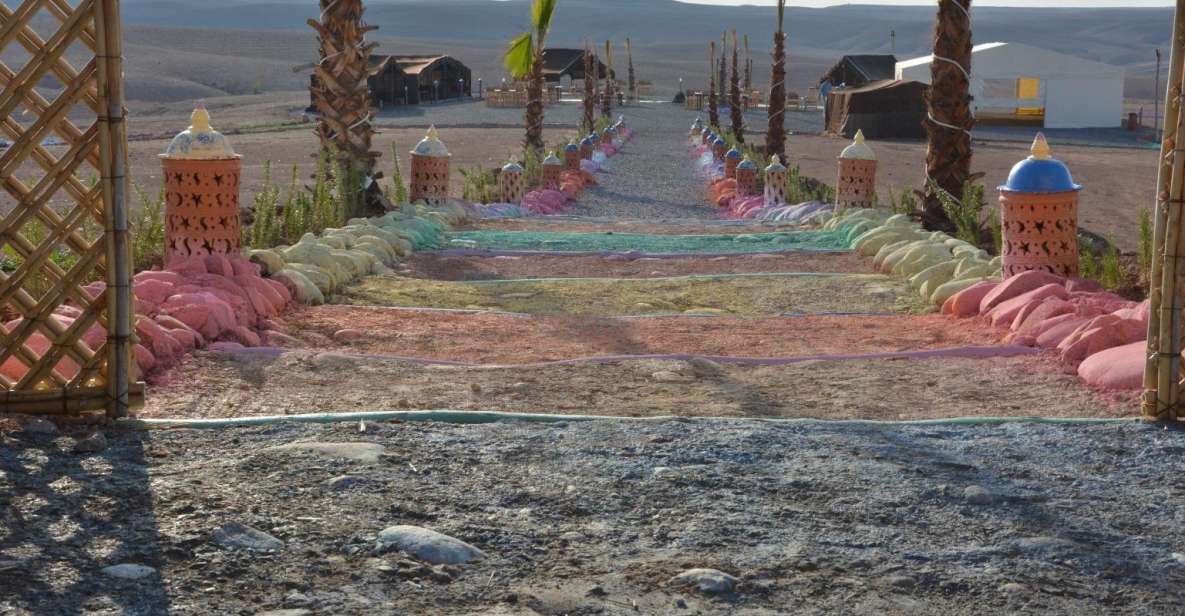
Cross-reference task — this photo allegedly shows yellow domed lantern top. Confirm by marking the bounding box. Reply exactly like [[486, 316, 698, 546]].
[[163, 103, 237, 160], [839, 130, 875, 161], [412, 125, 451, 158]]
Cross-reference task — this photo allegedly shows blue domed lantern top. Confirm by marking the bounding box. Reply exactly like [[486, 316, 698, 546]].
[[1000, 133, 1080, 194], [580, 135, 594, 146], [713, 136, 727, 147], [725, 147, 742, 160], [564, 141, 580, 153], [737, 156, 757, 171]]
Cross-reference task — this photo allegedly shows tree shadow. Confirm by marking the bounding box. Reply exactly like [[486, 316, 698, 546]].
[[1, 428, 172, 614]]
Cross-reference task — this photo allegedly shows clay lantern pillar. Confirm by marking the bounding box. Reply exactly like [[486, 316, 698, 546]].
[[764, 155, 788, 207], [410, 125, 451, 205], [580, 135, 595, 160], [500, 157, 525, 204], [835, 130, 877, 212], [564, 142, 582, 170], [700, 127, 711, 145], [724, 147, 743, 179], [712, 136, 728, 161], [998, 133, 1082, 278], [735, 156, 758, 197], [160, 104, 242, 266], [690, 117, 704, 141], [541, 151, 564, 190]]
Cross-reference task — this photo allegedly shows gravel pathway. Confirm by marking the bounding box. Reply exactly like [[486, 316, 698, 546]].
[[7, 419, 1183, 614]]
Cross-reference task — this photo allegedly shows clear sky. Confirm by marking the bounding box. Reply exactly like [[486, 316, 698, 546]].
[[676, 0, 1171, 6]]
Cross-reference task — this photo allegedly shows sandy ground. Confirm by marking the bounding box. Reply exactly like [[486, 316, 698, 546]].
[[339, 272, 922, 316], [398, 251, 872, 280], [273, 308, 1004, 363], [140, 350, 1120, 421]]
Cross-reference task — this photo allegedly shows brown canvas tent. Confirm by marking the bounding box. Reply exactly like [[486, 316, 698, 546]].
[[825, 79, 928, 139], [820, 55, 897, 88]]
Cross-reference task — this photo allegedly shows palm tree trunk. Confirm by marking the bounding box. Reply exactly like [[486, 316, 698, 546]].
[[525, 47, 546, 151], [309, 0, 386, 215], [766, 5, 787, 162], [626, 38, 637, 104], [922, 0, 974, 232], [730, 31, 744, 143], [743, 34, 752, 92], [718, 32, 727, 116], [601, 40, 614, 118], [582, 43, 596, 132], [708, 42, 719, 128]]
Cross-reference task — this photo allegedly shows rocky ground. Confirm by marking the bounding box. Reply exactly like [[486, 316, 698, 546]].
[[4, 418, 1185, 616], [2, 100, 1175, 615]]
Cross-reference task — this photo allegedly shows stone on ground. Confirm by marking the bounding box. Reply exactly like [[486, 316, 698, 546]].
[[375, 525, 486, 564], [211, 522, 284, 551], [668, 568, 739, 594]]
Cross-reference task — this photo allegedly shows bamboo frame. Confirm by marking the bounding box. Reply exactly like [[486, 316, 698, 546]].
[[0, 0, 140, 416], [1144, 0, 1185, 421]]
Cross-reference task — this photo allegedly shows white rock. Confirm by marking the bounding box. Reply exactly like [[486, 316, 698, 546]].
[[376, 525, 486, 564], [668, 568, 739, 594], [964, 485, 996, 505], [265, 441, 386, 463], [211, 522, 284, 551], [101, 563, 156, 580]]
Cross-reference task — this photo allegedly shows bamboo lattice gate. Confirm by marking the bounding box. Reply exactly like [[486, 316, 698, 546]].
[[0, 0, 140, 417]]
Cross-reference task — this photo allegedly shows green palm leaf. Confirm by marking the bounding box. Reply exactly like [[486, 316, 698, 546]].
[[504, 31, 534, 78], [532, 0, 558, 38]]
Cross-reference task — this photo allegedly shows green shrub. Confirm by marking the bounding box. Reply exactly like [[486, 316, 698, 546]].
[[460, 166, 499, 203], [784, 164, 835, 204], [987, 207, 1003, 256], [130, 180, 166, 271], [1138, 206, 1153, 281], [1080, 249, 1099, 281], [249, 161, 281, 249], [1100, 239, 1123, 290], [387, 142, 409, 204], [888, 187, 919, 217], [929, 178, 986, 246]]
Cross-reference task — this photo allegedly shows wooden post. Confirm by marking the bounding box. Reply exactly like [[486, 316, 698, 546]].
[[1144, 0, 1185, 421]]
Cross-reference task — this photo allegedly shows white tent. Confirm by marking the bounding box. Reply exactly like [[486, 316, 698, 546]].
[[895, 42, 1125, 129]]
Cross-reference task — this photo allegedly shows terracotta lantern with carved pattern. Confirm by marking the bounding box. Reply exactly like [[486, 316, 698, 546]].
[[160, 104, 242, 266], [998, 133, 1081, 278], [410, 125, 451, 205], [764, 155, 788, 208], [835, 130, 877, 212]]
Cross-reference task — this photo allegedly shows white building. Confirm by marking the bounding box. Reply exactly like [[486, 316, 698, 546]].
[[895, 42, 1125, 129]]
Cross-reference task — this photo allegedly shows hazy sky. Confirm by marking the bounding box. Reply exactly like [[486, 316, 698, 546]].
[[676, 0, 1171, 6]]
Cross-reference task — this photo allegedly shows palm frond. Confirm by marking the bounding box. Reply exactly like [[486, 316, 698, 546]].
[[504, 31, 535, 78], [532, 0, 558, 38]]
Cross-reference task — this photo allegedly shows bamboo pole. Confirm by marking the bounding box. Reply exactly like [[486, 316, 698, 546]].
[[1146, 0, 1185, 421], [94, 0, 135, 417]]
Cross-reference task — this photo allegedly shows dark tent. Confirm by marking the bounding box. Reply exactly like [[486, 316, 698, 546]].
[[819, 55, 897, 88], [540, 48, 610, 83], [825, 79, 928, 140]]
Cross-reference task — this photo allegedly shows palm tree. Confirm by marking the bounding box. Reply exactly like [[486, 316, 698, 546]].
[[743, 34, 752, 93], [766, 0, 787, 162], [718, 31, 728, 113], [601, 40, 614, 118], [729, 30, 744, 143], [626, 38, 637, 103], [582, 40, 596, 132], [504, 0, 559, 152], [922, 0, 973, 232], [708, 41, 719, 128], [308, 0, 386, 215]]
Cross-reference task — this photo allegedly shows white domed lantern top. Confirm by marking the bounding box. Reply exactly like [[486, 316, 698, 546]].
[[542, 151, 563, 166], [412, 125, 451, 157], [163, 104, 237, 160], [502, 156, 524, 173], [839, 130, 876, 161], [765, 154, 787, 173]]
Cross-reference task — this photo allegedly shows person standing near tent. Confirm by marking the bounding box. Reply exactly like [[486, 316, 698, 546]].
[[819, 78, 834, 107]]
